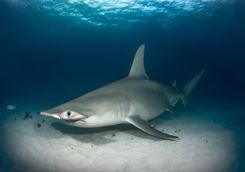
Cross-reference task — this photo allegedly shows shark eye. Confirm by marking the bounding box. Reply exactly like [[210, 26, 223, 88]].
[[67, 111, 71, 116]]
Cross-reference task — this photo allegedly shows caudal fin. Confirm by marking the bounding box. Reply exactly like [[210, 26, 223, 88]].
[[181, 68, 206, 107]]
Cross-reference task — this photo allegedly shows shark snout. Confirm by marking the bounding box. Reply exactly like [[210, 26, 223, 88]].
[[40, 112, 61, 119]]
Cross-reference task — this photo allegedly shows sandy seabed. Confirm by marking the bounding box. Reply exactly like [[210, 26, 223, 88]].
[[0, 104, 242, 172]]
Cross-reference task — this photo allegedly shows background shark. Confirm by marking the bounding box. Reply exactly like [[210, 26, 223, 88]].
[[41, 44, 205, 140]]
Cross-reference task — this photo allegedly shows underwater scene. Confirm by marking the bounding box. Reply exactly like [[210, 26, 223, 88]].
[[0, 0, 245, 172]]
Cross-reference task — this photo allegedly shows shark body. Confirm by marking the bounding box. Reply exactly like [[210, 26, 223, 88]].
[[41, 45, 205, 140]]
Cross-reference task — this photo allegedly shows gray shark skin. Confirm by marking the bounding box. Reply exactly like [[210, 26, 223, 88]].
[[41, 44, 205, 140]]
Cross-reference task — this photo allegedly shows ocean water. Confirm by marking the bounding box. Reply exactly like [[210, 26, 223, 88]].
[[0, 0, 245, 172]]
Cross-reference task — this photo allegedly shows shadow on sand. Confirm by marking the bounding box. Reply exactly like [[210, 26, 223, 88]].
[[51, 121, 163, 144]]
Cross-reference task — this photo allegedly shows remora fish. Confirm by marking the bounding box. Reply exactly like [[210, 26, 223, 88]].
[[41, 44, 205, 140]]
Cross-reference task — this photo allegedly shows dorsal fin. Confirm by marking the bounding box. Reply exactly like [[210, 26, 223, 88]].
[[128, 44, 149, 79]]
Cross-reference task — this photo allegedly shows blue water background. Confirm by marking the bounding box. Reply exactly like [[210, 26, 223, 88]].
[[0, 1, 244, 108]]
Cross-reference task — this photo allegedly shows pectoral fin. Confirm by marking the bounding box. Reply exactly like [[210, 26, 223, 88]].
[[127, 116, 178, 141]]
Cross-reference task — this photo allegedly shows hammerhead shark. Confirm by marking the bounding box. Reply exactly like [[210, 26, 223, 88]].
[[41, 44, 205, 140]]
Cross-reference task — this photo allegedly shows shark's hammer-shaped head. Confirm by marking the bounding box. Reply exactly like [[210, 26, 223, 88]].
[[40, 110, 87, 123]]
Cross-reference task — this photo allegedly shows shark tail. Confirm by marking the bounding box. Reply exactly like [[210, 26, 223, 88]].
[[181, 68, 206, 107]]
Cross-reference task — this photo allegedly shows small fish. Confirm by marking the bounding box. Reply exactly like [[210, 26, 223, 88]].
[[6, 105, 16, 111]]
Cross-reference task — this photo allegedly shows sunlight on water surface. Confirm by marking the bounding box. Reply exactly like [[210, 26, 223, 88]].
[[5, 0, 231, 26]]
